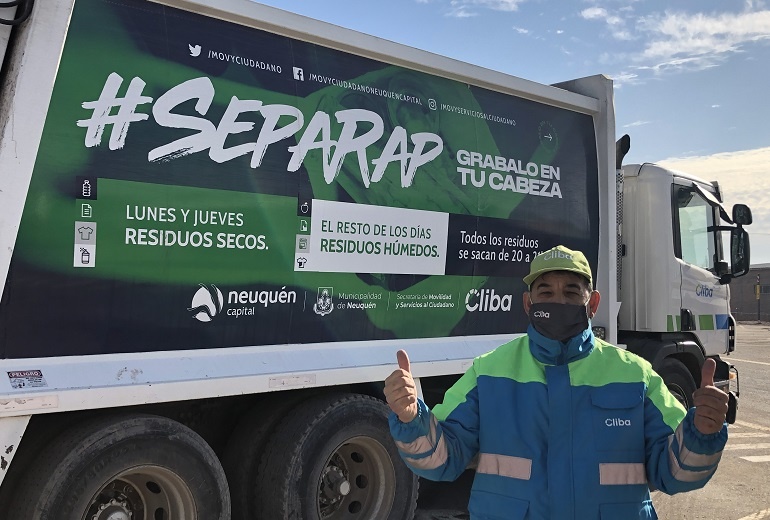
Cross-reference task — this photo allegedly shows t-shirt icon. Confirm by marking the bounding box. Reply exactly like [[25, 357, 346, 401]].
[[78, 226, 95, 240]]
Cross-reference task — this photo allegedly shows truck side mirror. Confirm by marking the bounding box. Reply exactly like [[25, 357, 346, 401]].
[[732, 204, 752, 225], [731, 228, 750, 277], [715, 260, 729, 277]]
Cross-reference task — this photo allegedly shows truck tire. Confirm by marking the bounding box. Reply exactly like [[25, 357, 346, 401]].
[[256, 393, 419, 520], [10, 413, 230, 520], [223, 394, 309, 520], [658, 358, 697, 410]]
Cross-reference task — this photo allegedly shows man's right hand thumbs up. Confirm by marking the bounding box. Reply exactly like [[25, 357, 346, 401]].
[[385, 349, 418, 423]]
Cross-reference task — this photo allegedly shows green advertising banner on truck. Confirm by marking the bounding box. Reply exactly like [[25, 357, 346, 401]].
[[1, 0, 599, 358]]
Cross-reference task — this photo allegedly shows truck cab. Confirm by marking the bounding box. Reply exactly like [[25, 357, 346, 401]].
[[618, 159, 750, 407]]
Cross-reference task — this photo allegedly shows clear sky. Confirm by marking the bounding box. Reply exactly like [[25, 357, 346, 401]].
[[255, 0, 770, 264]]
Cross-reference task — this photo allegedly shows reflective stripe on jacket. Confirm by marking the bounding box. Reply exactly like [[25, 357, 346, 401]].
[[389, 334, 727, 520]]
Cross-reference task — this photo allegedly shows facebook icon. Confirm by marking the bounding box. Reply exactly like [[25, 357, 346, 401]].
[[293, 67, 304, 81]]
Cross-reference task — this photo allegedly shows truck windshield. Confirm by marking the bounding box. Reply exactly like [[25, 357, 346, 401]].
[[676, 188, 716, 270]]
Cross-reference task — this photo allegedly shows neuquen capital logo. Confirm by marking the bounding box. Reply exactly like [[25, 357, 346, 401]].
[[189, 284, 223, 322]]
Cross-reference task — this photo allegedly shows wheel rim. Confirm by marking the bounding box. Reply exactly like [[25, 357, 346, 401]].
[[82, 465, 197, 520], [316, 436, 396, 520]]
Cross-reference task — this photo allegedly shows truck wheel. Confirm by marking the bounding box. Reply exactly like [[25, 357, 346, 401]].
[[11, 414, 230, 520], [223, 394, 309, 520], [256, 393, 419, 520], [658, 358, 697, 410]]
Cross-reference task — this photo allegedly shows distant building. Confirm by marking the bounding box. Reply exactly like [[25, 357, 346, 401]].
[[730, 264, 770, 321]]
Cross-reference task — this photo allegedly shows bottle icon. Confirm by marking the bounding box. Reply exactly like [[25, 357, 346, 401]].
[[80, 247, 91, 264], [82, 180, 91, 198]]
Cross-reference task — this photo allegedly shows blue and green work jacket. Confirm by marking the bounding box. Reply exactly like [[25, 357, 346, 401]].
[[389, 327, 727, 519]]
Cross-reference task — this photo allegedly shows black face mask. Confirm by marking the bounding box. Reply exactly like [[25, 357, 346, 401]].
[[528, 302, 590, 342]]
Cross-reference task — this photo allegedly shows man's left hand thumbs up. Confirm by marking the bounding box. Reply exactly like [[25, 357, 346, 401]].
[[693, 358, 729, 435]]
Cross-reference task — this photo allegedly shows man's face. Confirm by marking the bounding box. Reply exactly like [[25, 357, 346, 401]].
[[523, 271, 600, 316]]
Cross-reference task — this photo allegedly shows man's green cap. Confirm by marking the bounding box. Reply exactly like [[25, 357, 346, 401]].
[[523, 245, 593, 288]]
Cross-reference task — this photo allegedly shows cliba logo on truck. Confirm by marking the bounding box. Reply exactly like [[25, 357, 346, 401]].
[[696, 284, 714, 298], [190, 285, 298, 322], [465, 289, 513, 312]]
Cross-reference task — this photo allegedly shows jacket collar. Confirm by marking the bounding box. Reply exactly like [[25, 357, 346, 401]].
[[527, 324, 595, 365]]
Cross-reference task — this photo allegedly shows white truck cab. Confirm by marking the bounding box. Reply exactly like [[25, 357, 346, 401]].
[[617, 142, 750, 407]]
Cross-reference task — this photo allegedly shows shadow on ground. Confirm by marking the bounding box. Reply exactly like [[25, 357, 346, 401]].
[[415, 469, 473, 519]]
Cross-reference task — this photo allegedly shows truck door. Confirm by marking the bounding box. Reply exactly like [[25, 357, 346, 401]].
[[673, 182, 729, 356]]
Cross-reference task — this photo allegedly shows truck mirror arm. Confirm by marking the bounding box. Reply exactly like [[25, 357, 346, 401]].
[[708, 225, 743, 233], [718, 273, 733, 286]]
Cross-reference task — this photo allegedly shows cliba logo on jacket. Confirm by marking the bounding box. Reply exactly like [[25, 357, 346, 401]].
[[605, 418, 631, 427], [465, 289, 513, 312]]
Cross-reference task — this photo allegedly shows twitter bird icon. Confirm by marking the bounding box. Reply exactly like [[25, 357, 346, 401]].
[[188, 44, 201, 57]]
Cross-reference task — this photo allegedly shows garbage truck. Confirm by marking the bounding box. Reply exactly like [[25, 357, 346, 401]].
[[0, 0, 751, 518]]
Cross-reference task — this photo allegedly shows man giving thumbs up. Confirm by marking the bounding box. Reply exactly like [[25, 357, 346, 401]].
[[384, 350, 418, 423], [384, 245, 730, 520], [693, 358, 730, 434]]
